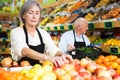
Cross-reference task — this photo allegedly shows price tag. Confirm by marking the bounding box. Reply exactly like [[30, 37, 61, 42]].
[[54, 26, 58, 31], [2, 38, 6, 42], [60, 25, 64, 31], [110, 47, 119, 54], [1, 48, 5, 52], [88, 23, 94, 30], [68, 24, 73, 30], [40, 27, 44, 29], [6, 29, 10, 32], [47, 27, 50, 31], [104, 22, 113, 28]]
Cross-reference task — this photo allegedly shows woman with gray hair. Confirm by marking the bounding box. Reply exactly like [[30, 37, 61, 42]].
[[10, 0, 73, 66], [59, 18, 90, 59]]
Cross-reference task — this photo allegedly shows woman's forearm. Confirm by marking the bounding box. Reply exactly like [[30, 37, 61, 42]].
[[21, 47, 50, 62]]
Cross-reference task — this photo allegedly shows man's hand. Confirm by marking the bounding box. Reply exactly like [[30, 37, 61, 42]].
[[67, 44, 75, 51]]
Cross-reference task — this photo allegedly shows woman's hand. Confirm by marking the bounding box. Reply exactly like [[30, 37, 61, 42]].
[[50, 53, 73, 67], [40, 52, 73, 67]]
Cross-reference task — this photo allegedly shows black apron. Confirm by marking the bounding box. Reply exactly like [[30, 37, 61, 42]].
[[18, 26, 45, 65], [73, 30, 86, 48], [68, 30, 86, 59]]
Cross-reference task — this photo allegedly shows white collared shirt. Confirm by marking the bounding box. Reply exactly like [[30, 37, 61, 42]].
[[11, 27, 60, 61], [58, 30, 90, 53]]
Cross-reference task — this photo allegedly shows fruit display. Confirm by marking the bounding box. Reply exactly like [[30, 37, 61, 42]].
[[102, 8, 120, 20], [40, 0, 92, 26], [1, 58, 120, 80], [95, 0, 110, 8], [0, 57, 31, 67], [95, 55, 120, 74], [40, 0, 120, 26], [102, 38, 120, 47]]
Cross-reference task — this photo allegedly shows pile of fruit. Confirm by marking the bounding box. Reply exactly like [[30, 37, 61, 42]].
[[1, 56, 120, 80], [102, 38, 120, 47], [0, 57, 31, 67]]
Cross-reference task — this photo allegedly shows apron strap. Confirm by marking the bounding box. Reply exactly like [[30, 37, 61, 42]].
[[73, 30, 85, 42], [73, 30, 86, 45], [73, 30, 76, 42], [23, 25, 29, 45]]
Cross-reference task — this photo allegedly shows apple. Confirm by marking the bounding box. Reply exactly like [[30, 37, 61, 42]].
[[70, 59, 80, 66], [29, 66, 45, 76], [41, 72, 56, 80], [42, 60, 54, 68], [32, 64, 42, 69], [97, 76, 112, 80], [67, 70, 79, 76], [107, 68, 116, 77], [61, 64, 75, 72], [12, 61, 19, 67], [95, 68, 112, 80], [43, 65, 53, 72], [113, 73, 120, 80], [94, 67, 106, 75], [79, 71, 91, 80], [58, 74, 71, 80], [71, 75, 84, 80], [80, 58, 89, 67], [75, 65, 86, 74], [97, 70, 111, 78], [113, 75, 120, 80], [54, 68, 66, 77], [20, 69, 29, 75], [86, 62, 97, 73], [90, 75, 98, 80], [25, 72, 39, 80]]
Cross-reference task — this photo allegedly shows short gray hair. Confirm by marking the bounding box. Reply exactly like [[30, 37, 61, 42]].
[[73, 18, 88, 28], [20, 0, 42, 25]]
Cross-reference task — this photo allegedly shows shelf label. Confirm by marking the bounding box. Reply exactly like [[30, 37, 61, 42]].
[[40, 27, 44, 29], [2, 38, 6, 42], [47, 27, 50, 31], [1, 48, 5, 52], [54, 26, 58, 31], [42, 0, 57, 4], [60, 25, 64, 31], [88, 23, 94, 30], [6, 29, 10, 32], [110, 47, 119, 54], [104, 21, 113, 29], [68, 24, 73, 30]]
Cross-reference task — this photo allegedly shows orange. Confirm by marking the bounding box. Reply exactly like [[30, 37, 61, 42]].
[[95, 59, 102, 64], [102, 57, 109, 64], [115, 58, 120, 65], [104, 62, 111, 68], [109, 55, 118, 61], [98, 55, 105, 59], [116, 65, 120, 74], [110, 62, 119, 69]]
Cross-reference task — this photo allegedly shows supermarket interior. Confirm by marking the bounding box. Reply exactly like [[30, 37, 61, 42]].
[[1, 0, 120, 80]]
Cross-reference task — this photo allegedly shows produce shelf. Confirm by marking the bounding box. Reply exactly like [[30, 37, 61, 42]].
[[0, 48, 10, 54], [40, 20, 120, 31], [0, 38, 10, 42]]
